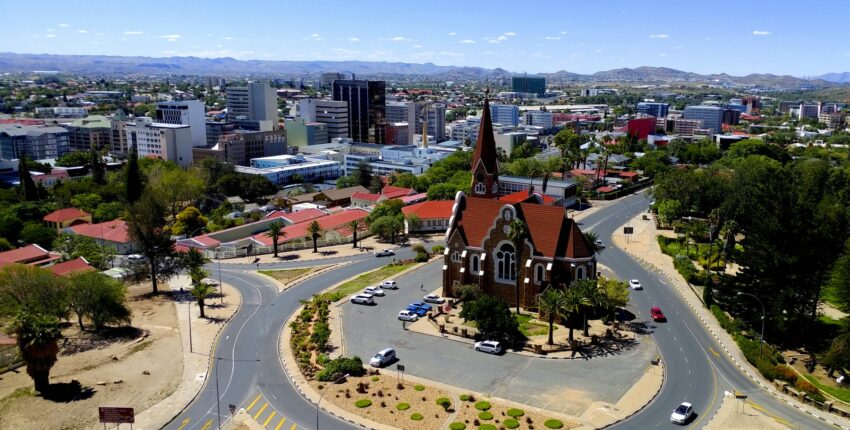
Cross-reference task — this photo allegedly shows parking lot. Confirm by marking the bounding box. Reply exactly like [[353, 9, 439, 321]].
[[340, 259, 659, 416]]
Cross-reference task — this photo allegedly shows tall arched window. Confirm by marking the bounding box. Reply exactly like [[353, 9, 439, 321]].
[[576, 266, 586, 281], [471, 255, 480, 273], [496, 243, 516, 281], [535, 264, 545, 284], [474, 182, 486, 194], [451, 251, 461, 262]]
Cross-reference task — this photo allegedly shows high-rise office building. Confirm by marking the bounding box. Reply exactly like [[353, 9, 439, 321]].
[[524, 110, 553, 129], [426, 103, 446, 143], [636, 102, 670, 118], [0, 124, 70, 160], [332, 80, 386, 143], [490, 104, 520, 126], [682, 106, 723, 133], [127, 118, 193, 168], [226, 82, 278, 129], [386, 101, 416, 144], [511, 76, 546, 98], [155, 100, 207, 147], [299, 99, 349, 139], [320, 72, 345, 89]]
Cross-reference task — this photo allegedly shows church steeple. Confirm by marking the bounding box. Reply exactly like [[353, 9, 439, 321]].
[[470, 88, 500, 199]]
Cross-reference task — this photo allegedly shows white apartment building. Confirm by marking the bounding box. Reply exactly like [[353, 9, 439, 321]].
[[426, 103, 447, 142], [386, 101, 416, 144], [236, 154, 341, 184], [524, 110, 553, 129], [226, 82, 278, 128], [299, 99, 349, 139], [127, 118, 193, 168], [450, 118, 481, 143], [155, 100, 207, 147]]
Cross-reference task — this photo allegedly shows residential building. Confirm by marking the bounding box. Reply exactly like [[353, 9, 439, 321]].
[[127, 118, 193, 168], [524, 110, 554, 129], [285, 118, 329, 148], [67, 220, 138, 254], [490, 104, 520, 127], [426, 103, 447, 142], [249, 208, 370, 253], [332, 79, 386, 143], [298, 99, 349, 139], [66, 115, 112, 152], [511, 76, 546, 98], [672, 118, 702, 135], [819, 112, 847, 130], [682, 106, 723, 133], [636, 102, 669, 118], [0, 244, 60, 268], [797, 103, 820, 120], [155, 100, 207, 147], [47, 257, 95, 276], [0, 124, 70, 160], [402, 200, 454, 233], [450, 118, 480, 143], [235, 154, 340, 185], [43, 207, 92, 233], [110, 110, 131, 155], [386, 101, 416, 143], [226, 82, 278, 128]]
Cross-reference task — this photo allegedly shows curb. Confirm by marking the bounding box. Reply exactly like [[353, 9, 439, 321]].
[[255, 262, 349, 293], [598, 362, 666, 429]]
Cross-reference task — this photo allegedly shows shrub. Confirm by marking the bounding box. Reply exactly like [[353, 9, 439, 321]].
[[773, 365, 798, 384], [478, 425, 497, 430], [316, 356, 365, 381], [316, 354, 330, 366], [436, 397, 452, 410], [544, 419, 564, 429], [355, 399, 372, 408], [506, 408, 525, 418], [414, 384, 426, 391], [397, 402, 411, 411], [310, 321, 331, 351], [411, 413, 424, 421], [795, 379, 825, 402], [415, 252, 430, 262], [371, 376, 380, 381], [475, 401, 491, 411], [505, 419, 520, 429], [478, 411, 494, 420], [460, 394, 471, 401], [450, 423, 466, 430], [432, 245, 445, 254]]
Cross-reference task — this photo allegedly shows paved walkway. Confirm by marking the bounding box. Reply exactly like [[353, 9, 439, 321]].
[[132, 275, 242, 430], [612, 212, 850, 429]]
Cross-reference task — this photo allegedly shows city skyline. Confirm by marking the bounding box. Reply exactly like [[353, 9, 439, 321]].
[[2, 0, 849, 77]]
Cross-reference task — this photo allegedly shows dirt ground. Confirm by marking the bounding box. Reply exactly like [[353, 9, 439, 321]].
[[0, 282, 182, 430], [704, 395, 792, 430], [452, 395, 581, 430]]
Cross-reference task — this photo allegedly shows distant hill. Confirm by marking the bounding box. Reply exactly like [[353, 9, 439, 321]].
[[0, 52, 842, 88]]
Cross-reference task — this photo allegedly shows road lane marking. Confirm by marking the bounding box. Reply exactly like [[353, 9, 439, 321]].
[[176, 418, 190, 430], [708, 346, 720, 357], [289, 424, 297, 430], [200, 420, 213, 430], [246, 394, 262, 412], [263, 410, 277, 427], [274, 417, 287, 430], [747, 400, 791, 425], [253, 402, 269, 420]]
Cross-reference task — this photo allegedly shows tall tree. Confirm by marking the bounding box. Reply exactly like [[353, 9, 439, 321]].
[[346, 219, 362, 248], [125, 144, 142, 203], [507, 218, 527, 314], [582, 231, 604, 255], [306, 220, 323, 253], [267, 221, 285, 258], [66, 272, 131, 331], [91, 148, 106, 185], [191, 282, 217, 319], [536, 287, 569, 345], [127, 192, 179, 294], [18, 155, 38, 202], [572, 280, 608, 337]]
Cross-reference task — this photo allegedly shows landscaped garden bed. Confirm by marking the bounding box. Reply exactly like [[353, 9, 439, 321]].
[[451, 394, 579, 430]]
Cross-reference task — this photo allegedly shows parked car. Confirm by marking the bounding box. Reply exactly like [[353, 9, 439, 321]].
[[127, 254, 145, 262], [650, 306, 666, 322], [410, 301, 432, 311], [474, 340, 503, 355], [375, 249, 395, 257], [670, 402, 694, 425], [380, 280, 399, 289], [629, 279, 643, 290], [398, 310, 418, 322], [364, 286, 385, 296], [405, 304, 428, 317], [594, 239, 604, 247], [350, 294, 375, 305], [423, 294, 445, 304], [369, 347, 396, 368]]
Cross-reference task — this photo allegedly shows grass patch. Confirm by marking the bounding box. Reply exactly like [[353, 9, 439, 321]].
[[129, 339, 153, 354], [259, 267, 320, 284], [478, 411, 493, 420], [459, 394, 471, 401], [505, 418, 520, 429], [396, 402, 411, 411], [450, 423, 467, 430], [474, 401, 491, 411], [822, 283, 845, 311], [330, 263, 416, 298], [506, 408, 525, 417], [414, 384, 425, 391], [355, 399, 372, 408], [410, 412, 424, 421], [478, 425, 497, 430], [516, 313, 550, 337], [801, 374, 850, 404], [544, 419, 564, 429]]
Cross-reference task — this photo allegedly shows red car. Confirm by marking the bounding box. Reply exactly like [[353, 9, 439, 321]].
[[650, 306, 666, 322]]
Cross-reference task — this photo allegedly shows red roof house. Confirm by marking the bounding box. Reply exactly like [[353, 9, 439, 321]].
[[69, 220, 138, 254], [251, 209, 370, 251], [402, 201, 455, 233], [43, 207, 92, 232], [0, 244, 60, 268], [48, 257, 95, 276]]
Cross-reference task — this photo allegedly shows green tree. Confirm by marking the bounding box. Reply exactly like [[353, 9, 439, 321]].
[[55, 151, 91, 168], [459, 295, 522, 344], [18, 154, 39, 202], [191, 282, 217, 319], [346, 219, 363, 248], [53, 234, 113, 270], [823, 332, 850, 377], [127, 191, 180, 294], [656, 199, 683, 225], [507, 219, 527, 314], [125, 144, 142, 203], [266, 221, 285, 257], [91, 149, 106, 185], [70, 193, 102, 213], [582, 231, 604, 255], [335, 175, 357, 189], [181, 248, 210, 274], [354, 161, 372, 189], [0, 238, 13, 251], [148, 165, 206, 219], [93, 201, 125, 222], [405, 214, 420, 234], [571, 280, 607, 337], [369, 216, 403, 244], [172, 206, 208, 236], [598, 277, 629, 320], [307, 220, 323, 253], [536, 287, 570, 345], [66, 271, 131, 330], [20, 223, 56, 248], [828, 240, 850, 312]]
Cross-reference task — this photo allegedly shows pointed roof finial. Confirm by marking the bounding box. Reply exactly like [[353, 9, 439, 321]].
[[485, 86, 490, 99]]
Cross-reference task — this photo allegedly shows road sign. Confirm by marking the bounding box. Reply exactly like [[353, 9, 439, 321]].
[[734, 391, 748, 399], [623, 227, 634, 235], [98, 407, 135, 424], [396, 364, 405, 372]]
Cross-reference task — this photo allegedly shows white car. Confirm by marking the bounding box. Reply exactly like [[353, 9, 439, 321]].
[[397, 310, 418, 322], [369, 347, 396, 368], [423, 294, 445, 304], [474, 340, 503, 355], [350, 294, 375, 305], [380, 280, 399, 289], [375, 249, 395, 257], [363, 286, 385, 296], [629, 279, 643, 290], [127, 254, 146, 262], [594, 239, 604, 247], [670, 402, 694, 425]]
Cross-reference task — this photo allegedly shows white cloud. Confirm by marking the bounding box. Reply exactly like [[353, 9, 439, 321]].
[[544, 36, 561, 40], [596, 49, 603, 53], [58, 23, 69, 28], [390, 36, 411, 42], [124, 31, 143, 35], [497, 35, 508, 41], [504, 32, 517, 37], [159, 34, 182, 42], [412, 44, 422, 49], [224, 36, 235, 40], [658, 53, 667, 57], [307, 33, 323, 41], [348, 37, 359, 42], [460, 39, 476, 44], [752, 30, 771, 36], [649, 34, 669, 39], [485, 32, 516, 44], [77, 29, 88, 34], [487, 39, 500, 44], [448, 32, 456, 36], [46, 34, 57, 38], [46, 29, 55, 33], [559, 31, 567, 35]]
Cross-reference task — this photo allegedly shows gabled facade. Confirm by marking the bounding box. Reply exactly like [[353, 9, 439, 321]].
[[469, 96, 501, 199]]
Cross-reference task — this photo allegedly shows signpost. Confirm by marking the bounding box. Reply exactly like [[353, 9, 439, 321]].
[[99, 407, 134, 429], [396, 364, 405, 384], [623, 226, 634, 243]]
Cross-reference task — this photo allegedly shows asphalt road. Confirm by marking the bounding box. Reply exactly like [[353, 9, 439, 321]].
[[163, 194, 839, 430]]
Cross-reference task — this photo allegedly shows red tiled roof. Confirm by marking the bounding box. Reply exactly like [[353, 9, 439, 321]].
[[44, 207, 91, 223], [619, 172, 639, 178], [596, 186, 615, 193], [280, 208, 327, 224], [380, 185, 415, 199], [471, 98, 499, 175], [498, 191, 557, 205], [401, 193, 428, 204], [0, 244, 52, 264], [352, 191, 381, 202], [32, 171, 70, 183], [187, 235, 221, 248], [48, 257, 95, 276], [402, 201, 454, 220], [252, 209, 369, 246], [70, 220, 133, 243]]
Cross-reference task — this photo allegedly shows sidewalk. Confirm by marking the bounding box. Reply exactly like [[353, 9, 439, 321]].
[[132, 275, 242, 430], [612, 212, 850, 429]]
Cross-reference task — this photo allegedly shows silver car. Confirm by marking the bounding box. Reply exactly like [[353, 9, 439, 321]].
[[423, 294, 445, 304], [397, 310, 418, 322], [369, 348, 396, 368], [351, 293, 375, 305], [474, 340, 503, 354], [364, 286, 385, 296]]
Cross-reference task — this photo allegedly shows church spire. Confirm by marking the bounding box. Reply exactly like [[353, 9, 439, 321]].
[[470, 88, 500, 198]]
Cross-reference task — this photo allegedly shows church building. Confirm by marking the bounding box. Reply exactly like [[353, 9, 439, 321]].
[[442, 94, 597, 309]]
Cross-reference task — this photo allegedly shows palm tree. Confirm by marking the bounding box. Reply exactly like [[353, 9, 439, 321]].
[[181, 248, 210, 273], [562, 289, 584, 343], [572, 280, 608, 337], [188, 266, 210, 287], [346, 219, 362, 248], [307, 220, 323, 253], [191, 282, 217, 318], [536, 287, 569, 345], [583, 231, 604, 255], [13, 312, 62, 393], [267, 221, 285, 258], [507, 218, 527, 314]]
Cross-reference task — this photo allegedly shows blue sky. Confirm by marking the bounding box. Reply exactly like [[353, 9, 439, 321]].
[[2, 0, 848, 76]]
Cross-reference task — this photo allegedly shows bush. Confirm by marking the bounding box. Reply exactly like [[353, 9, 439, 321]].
[[478, 425, 497, 430], [316, 356, 365, 381], [432, 245, 445, 254], [436, 397, 452, 410], [773, 365, 798, 384], [396, 402, 411, 410], [316, 354, 330, 366], [475, 401, 491, 411], [795, 379, 825, 402], [450, 423, 466, 430], [506, 408, 525, 418], [460, 394, 471, 401], [414, 384, 425, 391], [411, 412, 424, 420], [544, 419, 564, 429], [355, 399, 372, 408], [478, 411, 493, 420], [505, 419, 520, 429], [371, 376, 380, 381], [415, 252, 430, 262]]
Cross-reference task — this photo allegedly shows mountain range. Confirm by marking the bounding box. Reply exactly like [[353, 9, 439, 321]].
[[0, 52, 846, 87]]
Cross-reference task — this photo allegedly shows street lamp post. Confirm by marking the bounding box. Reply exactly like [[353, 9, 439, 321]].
[[215, 357, 221, 430], [737, 292, 766, 360], [186, 300, 193, 353], [317, 373, 349, 430]]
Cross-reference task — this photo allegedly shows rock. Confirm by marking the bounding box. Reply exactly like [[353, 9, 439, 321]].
[[113, 379, 123, 384], [142, 370, 150, 375], [111, 356, 119, 361], [96, 381, 107, 386]]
